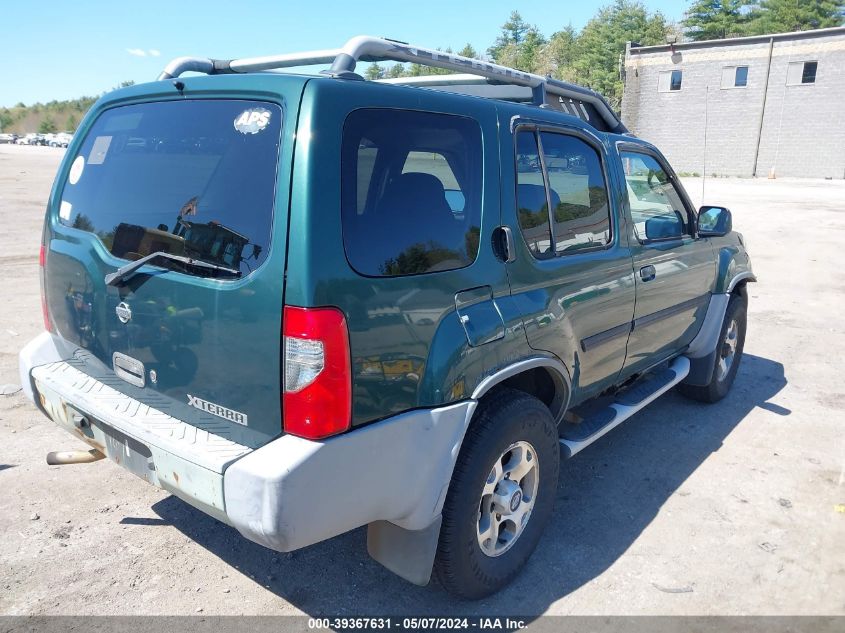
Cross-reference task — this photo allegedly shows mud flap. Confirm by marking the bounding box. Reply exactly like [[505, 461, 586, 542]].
[[367, 515, 442, 586], [683, 293, 729, 386]]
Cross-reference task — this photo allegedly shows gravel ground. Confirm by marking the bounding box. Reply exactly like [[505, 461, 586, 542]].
[[0, 143, 843, 616]]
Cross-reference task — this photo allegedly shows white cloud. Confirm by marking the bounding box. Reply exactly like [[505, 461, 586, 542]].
[[149, 49, 161, 57], [126, 48, 147, 57]]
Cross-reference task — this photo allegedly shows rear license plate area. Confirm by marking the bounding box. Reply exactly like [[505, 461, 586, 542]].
[[36, 381, 157, 484], [98, 421, 157, 484]]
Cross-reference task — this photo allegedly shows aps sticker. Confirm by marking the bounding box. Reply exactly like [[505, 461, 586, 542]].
[[234, 107, 272, 134]]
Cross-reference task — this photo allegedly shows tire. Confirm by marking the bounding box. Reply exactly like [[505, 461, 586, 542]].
[[679, 291, 747, 403], [434, 388, 560, 599]]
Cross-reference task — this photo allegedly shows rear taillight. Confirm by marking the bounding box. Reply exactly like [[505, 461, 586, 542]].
[[39, 243, 53, 332], [283, 306, 351, 439]]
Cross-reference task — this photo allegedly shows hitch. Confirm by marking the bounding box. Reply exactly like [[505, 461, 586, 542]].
[[46, 449, 105, 465]]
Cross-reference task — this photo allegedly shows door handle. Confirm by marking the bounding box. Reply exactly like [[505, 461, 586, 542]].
[[639, 265, 656, 282], [492, 226, 516, 263]]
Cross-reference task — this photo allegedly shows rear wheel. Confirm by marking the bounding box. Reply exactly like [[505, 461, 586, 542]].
[[680, 292, 747, 403], [434, 388, 559, 599]]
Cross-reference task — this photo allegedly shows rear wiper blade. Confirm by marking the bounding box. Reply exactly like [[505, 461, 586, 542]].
[[105, 251, 241, 286]]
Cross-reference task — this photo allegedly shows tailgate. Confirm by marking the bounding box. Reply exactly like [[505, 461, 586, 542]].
[[42, 88, 301, 447]]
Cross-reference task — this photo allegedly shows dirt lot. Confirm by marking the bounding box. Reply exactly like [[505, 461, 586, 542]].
[[0, 143, 843, 616]]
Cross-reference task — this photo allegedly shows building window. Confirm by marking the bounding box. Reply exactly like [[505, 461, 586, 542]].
[[802, 61, 818, 83], [787, 60, 818, 85], [721, 65, 749, 89], [670, 70, 683, 91], [658, 69, 683, 93]]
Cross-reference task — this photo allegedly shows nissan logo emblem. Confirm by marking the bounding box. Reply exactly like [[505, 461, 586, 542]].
[[510, 490, 522, 512], [115, 302, 132, 324]]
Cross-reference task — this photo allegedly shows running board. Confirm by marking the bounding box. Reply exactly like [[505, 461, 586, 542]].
[[559, 356, 690, 458]]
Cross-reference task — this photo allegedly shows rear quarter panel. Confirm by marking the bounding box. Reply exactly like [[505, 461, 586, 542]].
[[286, 79, 540, 426]]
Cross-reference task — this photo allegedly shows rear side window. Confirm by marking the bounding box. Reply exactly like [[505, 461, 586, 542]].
[[515, 131, 552, 258], [515, 128, 612, 258], [540, 131, 611, 253], [341, 109, 482, 277], [59, 100, 282, 276]]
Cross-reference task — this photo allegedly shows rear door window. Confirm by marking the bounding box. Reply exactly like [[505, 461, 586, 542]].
[[514, 128, 612, 258], [59, 100, 283, 276], [341, 109, 482, 277], [540, 131, 611, 254], [515, 131, 553, 258]]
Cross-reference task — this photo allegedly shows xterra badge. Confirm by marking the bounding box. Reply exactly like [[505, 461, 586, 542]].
[[234, 107, 271, 134], [187, 394, 248, 426]]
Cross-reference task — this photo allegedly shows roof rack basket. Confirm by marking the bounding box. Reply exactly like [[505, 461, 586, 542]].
[[158, 35, 627, 133]]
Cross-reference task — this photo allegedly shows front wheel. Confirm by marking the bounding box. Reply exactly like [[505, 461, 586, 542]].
[[434, 388, 560, 599], [680, 291, 747, 403]]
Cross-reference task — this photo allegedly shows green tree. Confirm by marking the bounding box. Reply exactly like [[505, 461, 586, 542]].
[[0, 111, 12, 132], [516, 29, 548, 72], [365, 63, 385, 80], [488, 10, 533, 59], [489, 12, 547, 72], [537, 25, 578, 78], [684, 0, 755, 40], [749, 0, 844, 34], [406, 62, 426, 77], [385, 63, 406, 78], [572, 1, 669, 108], [66, 113, 78, 131], [38, 117, 57, 134], [457, 44, 478, 59]]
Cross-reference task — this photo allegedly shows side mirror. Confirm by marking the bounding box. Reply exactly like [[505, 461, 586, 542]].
[[644, 214, 684, 240], [698, 206, 732, 237]]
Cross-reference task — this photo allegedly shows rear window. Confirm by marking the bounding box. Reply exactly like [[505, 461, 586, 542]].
[[58, 100, 282, 276], [341, 109, 482, 277]]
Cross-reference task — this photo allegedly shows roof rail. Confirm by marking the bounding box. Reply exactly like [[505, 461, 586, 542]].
[[157, 35, 627, 134]]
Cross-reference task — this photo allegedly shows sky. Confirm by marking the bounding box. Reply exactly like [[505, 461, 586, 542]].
[[0, 0, 688, 108]]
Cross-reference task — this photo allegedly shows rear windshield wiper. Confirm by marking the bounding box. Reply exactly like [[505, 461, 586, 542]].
[[105, 251, 242, 286]]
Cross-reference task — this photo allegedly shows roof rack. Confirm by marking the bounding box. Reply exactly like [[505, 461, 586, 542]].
[[158, 35, 627, 134]]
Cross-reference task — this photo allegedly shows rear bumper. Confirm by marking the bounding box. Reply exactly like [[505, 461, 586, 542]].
[[20, 332, 474, 552], [223, 400, 474, 552]]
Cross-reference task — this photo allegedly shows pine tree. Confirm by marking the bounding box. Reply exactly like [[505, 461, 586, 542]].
[[572, 1, 669, 108], [538, 25, 578, 78], [488, 11, 547, 72], [488, 11, 532, 60], [684, 0, 755, 40], [364, 63, 384, 81], [750, 0, 844, 34], [457, 44, 478, 59], [38, 117, 57, 134], [386, 63, 406, 79]]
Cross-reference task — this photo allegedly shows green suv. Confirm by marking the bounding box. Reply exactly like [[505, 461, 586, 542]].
[[19, 36, 754, 599]]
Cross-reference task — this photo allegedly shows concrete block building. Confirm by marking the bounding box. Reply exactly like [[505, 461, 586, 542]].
[[621, 27, 845, 179]]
